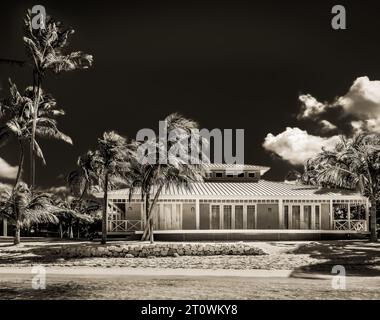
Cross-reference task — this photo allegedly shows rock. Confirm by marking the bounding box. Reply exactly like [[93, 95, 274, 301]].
[[147, 255, 156, 259], [56, 258, 65, 263], [172, 253, 180, 258], [125, 254, 134, 258]]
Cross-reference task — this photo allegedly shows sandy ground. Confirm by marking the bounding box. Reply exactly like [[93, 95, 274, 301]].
[[0, 240, 379, 299], [0, 240, 379, 275], [0, 271, 379, 299]]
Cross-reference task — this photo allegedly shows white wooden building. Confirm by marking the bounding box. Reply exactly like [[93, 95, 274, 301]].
[[101, 164, 369, 240]]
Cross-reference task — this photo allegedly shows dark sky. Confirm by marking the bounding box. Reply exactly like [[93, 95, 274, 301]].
[[1, 0, 380, 187]]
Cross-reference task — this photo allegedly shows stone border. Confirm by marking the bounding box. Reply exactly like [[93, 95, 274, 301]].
[[55, 243, 267, 258]]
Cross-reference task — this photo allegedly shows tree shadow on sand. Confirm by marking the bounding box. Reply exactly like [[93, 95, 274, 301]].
[[289, 241, 380, 278], [0, 242, 97, 265]]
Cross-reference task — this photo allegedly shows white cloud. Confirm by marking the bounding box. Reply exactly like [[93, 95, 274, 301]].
[[335, 76, 380, 132], [264, 76, 380, 165], [320, 120, 337, 132], [0, 157, 18, 180], [263, 127, 340, 166], [298, 94, 328, 120]]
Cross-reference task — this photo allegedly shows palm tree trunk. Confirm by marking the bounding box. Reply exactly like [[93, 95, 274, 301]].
[[78, 180, 89, 203], [14, 219, 21, 245], [370, 199, 378, 242], [141, 185, 163, 242], [149, 220, 154, 244], [101, 172, 109, 244], [142, 194, 150, 241], [30, 75, 42, 191], [12, 140, 24, 194], [59, 223, 63, 239]]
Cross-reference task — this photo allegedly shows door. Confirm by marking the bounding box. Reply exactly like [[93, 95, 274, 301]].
[[257, 204, 279, 229]]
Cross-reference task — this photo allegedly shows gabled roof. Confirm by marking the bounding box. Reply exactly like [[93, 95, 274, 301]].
[[203, 163, 271, 175], [103, 180, 363, 199]]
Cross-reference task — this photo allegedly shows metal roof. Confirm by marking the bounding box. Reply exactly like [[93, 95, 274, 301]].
[[104, 180, 363, 199]]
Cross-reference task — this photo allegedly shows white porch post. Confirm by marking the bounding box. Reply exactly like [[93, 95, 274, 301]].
[[330, 200, 334, 230], [278, 200, 283, 229], [366, 199, 370, 232], [243, 205, 247, 229], [195, 199, 200, 230], [347, 202, 351, 231]]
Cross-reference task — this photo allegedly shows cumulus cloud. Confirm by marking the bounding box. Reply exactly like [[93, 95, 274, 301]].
[[297, 94, 328, 120], [0, 157, 18, 180], [298, 77, 380, 133], [320, 120, 337, 132], [334, 76, 380, 132], [263, 127, 340, 165], [264, 76, 380, 165]]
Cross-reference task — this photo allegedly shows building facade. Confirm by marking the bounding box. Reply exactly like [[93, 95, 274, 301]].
[[101, 164, 370, 240]]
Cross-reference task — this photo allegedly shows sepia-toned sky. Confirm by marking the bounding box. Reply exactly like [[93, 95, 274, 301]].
[[1, 0, 380, 187]]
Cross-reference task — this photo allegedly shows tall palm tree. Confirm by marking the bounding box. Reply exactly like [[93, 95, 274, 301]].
[[0, 182, 59, 244], [304, 133, 380, 242], [96, 131, 132, 244], [0, 80, 31, 191], [130, 113, 207, 243], [0, 80, 72, 190], [23, 10, 93, 190]]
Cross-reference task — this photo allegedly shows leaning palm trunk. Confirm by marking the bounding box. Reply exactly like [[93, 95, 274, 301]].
[[370, 199, 377, 242], [141, 185, 163, 242], [101, 172, 109, 244], [12, 141, 24, 194]]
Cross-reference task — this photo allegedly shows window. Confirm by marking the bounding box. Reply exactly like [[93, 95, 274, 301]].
[[304, 205, 312, 229], [292, 206, 301, 229], [223, 205, 232, 229], [248, 172, 256, 178], [247, 205, 255, 229], [235, 205, 243, 229], [237, 172, 245, 178], [215, 172, 223, 178], [315, 206, 320, 229], [211, 205, 220, 229], [350, 204, 366, 220], [284, 205, 289, 229], [333, 204, 348, 220]]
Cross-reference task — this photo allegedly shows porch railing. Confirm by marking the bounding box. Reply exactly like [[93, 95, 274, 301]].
[[333, 220, 367, 232], [108, 220, 142, 232]]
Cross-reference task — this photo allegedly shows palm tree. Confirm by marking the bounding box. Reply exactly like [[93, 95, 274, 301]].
[[129, 113, 207, 243], [67, 151, 99, 202], [51, 196, 97, 239], [0, 182, 59, 244], [23, 10, 93, 190], [0, 80, 31, 191], [96, 131, 132, 244], [0, 80, 72, 190], [304, 133, 380, 242]]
